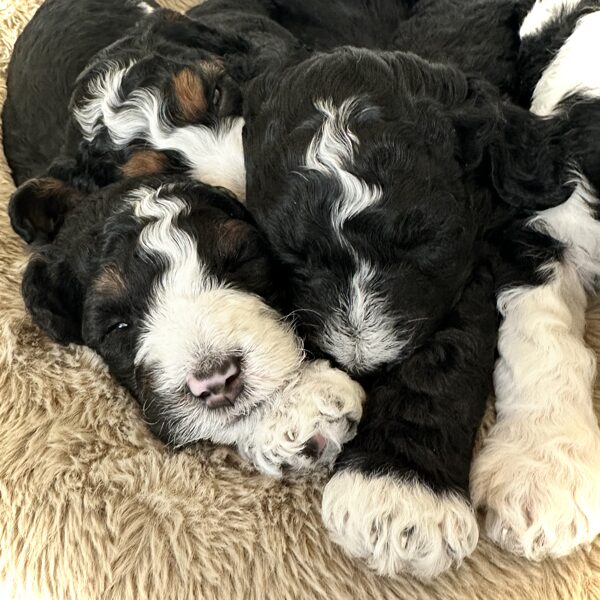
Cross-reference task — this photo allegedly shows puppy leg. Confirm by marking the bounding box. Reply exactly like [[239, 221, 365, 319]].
[[472, 263, 600, 559], [238, 359, 365, 477], [322, 266, 497, 579]]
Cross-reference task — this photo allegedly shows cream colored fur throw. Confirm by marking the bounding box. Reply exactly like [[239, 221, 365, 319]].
[[1, 1, 599, 598]]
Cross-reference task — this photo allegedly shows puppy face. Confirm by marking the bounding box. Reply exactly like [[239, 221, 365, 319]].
[[14, 177, 303, 445], [251, 97, 477, 374], [244, 48, 574, 375], [39, 8, 248, 197]]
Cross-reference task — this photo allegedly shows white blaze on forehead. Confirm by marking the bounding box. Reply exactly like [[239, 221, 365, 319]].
[[305, 97, 382, 233], [73, 65, 247, 199], [520, 0, 584, 38], [303, 97, 403, 372], [126, 186, 303, 445], [319, 260, 407, 373], [132, 185, 202, 284]]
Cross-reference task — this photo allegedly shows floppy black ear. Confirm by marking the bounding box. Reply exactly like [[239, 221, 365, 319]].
[[9, 177, 82, 244], [22, 249, 83, 345], [487, 104, 573, 209], [455, 80, 573, 210]]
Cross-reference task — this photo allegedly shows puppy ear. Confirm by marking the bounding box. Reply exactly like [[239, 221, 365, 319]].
[[9, 177, 82, 244], [455, 81, 573, 210], [22, 249, 83, 345], [488, 104, 573, 209]]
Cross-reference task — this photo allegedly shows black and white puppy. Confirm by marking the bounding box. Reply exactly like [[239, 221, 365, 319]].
[[3, 0, 301, 209], [242, 45, 581, 578], [471, 0, 600, 564], [11, 174, 364, 475], [3, 0, 249, 243], [4, 0, 363, 476], [2, 0, 160, 186]]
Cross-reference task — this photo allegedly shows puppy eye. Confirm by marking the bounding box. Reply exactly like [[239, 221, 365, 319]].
[[212, 87, 222, 107], [105, 321, 130, 337]]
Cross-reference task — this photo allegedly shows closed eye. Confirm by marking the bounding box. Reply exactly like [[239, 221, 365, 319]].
[[212, 86, 221, 107], [102, 321, 130, 341]]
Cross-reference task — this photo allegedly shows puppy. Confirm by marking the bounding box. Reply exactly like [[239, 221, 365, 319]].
[[4, 0, 301, 208], [217, 0, 534, 96], [242, 45, 581, 578], [69, 2, 300, 197], [471, 0, 600, 564], [2, 0, 160, 185], [10, 174, 364, 476], [4, 0, 363, 476]]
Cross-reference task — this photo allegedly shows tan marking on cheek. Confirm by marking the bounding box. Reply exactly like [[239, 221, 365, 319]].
[[121, 150, 170, 177], [172, 68, 207, 122], [95, 266, 126, 296]]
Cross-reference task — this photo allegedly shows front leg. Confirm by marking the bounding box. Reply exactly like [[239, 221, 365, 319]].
[[322, 266, 498, 579], [471, 262, 600, 559], [238, 359, 365, 477]]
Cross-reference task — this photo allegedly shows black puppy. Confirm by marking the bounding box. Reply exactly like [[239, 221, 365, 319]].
[[242, 45, 579, 578], [212, 0, 534, 96]]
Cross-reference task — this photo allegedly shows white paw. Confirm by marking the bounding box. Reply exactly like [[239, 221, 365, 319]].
[[471, 417, 600, 559], [322, 471, 478, 580], [240, 360, 365, 477]]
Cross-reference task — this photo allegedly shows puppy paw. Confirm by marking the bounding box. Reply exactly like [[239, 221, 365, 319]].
[[241, 360, 365, 477], [471, 418, 600, 559], [322, 471, 478, 579]]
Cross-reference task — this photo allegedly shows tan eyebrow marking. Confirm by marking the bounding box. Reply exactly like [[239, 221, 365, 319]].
[[95, 265, 126, 296], [172, 68, 207, 122]]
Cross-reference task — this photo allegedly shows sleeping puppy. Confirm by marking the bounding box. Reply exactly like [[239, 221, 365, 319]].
[[2, 0, 160, 186], [2, 0, 159, 185], [68, 2, 300, 198], [3, 0, 301, 209], [242, 46, 583, 578], [3, 0, 251, 242], [10, 174, 364, 476], [4, 0, 363, 476]]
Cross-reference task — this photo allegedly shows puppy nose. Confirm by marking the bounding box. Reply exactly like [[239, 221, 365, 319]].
[[186, 357, 243, 409]]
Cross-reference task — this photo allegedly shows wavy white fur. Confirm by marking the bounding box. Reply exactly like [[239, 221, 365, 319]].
[[472, 264, 600, 558]]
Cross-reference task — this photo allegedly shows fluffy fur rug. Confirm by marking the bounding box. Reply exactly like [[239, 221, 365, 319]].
[[1, 1, 600, 598]]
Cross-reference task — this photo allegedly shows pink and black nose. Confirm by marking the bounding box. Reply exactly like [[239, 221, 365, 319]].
[[186, 357, 243, 409]]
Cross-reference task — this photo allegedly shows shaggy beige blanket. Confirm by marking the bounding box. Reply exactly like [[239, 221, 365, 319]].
[[1, 1, 599, 598]]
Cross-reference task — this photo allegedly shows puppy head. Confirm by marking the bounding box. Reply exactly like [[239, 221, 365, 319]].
[[67, 12, 246, 195], [18, 176, 302, 446], [245, 48, 575, 375], [73, 9, 245, 136]]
